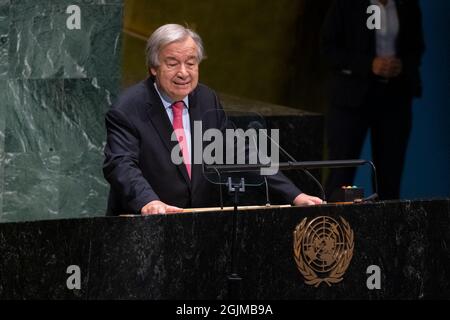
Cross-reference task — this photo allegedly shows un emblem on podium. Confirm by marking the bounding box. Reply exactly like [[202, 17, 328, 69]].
[[293, 216, 354, 287]]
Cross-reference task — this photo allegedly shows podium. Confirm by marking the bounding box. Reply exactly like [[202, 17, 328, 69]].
[[0, 199, 449, 299]]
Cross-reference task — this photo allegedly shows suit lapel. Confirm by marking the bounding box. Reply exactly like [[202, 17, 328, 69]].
[[144, 78, 192, 187]]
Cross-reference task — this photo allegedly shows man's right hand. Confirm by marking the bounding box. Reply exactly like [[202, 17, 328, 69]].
[[141, 200, 183, 215]]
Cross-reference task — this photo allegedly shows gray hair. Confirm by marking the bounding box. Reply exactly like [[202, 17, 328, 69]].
[[146, 24, 205, 69]]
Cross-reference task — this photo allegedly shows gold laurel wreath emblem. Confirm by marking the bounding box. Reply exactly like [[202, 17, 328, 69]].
[[293, 216, 354, 287]]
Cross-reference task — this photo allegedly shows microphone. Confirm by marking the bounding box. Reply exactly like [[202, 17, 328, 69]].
[[246, 120, 326, 202]]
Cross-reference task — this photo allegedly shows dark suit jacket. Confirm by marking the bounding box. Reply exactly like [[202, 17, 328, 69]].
[[321, 0, 425, 107], [103, 78, 302, 215]]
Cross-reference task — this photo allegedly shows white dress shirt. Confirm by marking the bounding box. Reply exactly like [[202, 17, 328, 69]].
[[372, 0, 399, 57]]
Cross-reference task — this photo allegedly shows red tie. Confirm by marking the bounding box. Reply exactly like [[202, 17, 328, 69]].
[[172, 101, 191, 178]]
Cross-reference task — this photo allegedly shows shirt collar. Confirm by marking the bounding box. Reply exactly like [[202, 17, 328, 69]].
[[153, 82, 190, 111]]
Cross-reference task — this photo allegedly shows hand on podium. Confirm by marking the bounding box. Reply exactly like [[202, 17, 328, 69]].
[[141, 200, 183, 215], [293, 193, 324, 206]]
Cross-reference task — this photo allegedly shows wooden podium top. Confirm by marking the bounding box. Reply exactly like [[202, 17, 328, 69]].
[[119, 204, 292, 217], [118, 201, 357, 217]]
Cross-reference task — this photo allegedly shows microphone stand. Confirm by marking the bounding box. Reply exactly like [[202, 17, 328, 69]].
[[225, 129, 270, 299], [226, 177, 245, 300], [225, 176, 274, 299]]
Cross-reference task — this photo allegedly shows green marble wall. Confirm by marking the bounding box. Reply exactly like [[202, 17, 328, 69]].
[[0, 0, 123, 222]]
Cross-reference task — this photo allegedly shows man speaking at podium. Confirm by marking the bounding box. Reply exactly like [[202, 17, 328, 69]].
[[103, 24, 322, 216]]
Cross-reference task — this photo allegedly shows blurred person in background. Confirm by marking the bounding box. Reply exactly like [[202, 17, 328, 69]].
[[321, 0, 425, 200]]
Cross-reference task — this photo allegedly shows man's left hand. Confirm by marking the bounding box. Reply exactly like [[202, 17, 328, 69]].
[[293, 193, 324, 206]]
